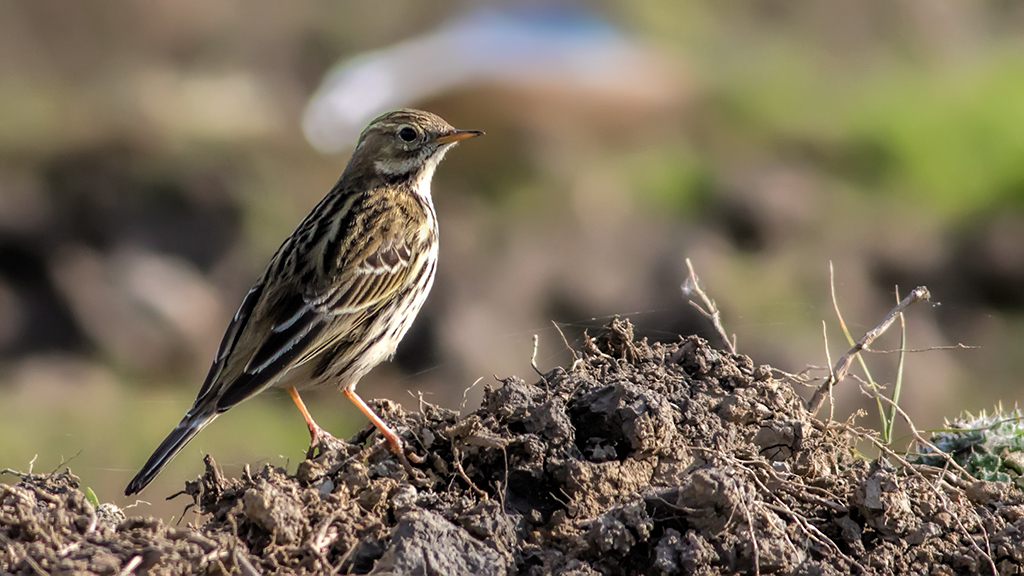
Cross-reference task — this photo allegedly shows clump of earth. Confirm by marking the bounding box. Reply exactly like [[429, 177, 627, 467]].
[[3, 318, 1022, 575]]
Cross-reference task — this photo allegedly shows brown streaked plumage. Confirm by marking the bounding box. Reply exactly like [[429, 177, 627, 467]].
[[125, 109, 482, 496]]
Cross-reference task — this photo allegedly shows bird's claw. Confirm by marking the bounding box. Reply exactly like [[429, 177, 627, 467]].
[[385, 436, 425, 479], [306, 427, 349, 460]]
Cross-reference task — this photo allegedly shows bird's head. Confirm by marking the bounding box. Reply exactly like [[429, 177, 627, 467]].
[[349, 109, 483, 184]]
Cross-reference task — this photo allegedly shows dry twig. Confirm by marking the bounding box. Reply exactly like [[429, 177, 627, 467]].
[[551, 321, 583, 370], [682, 258, 736, 354], [808, 286, 931, 414]]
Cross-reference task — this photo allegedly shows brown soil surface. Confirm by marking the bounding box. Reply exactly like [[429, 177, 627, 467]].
[[3, 319, 1023, 575]]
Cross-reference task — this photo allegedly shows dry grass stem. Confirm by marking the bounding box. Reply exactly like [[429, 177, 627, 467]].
[[808, 285, 931, 414], [683, 258, 736, 354]]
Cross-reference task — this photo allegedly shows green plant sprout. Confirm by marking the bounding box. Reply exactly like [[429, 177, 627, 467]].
[[85, 486, 100, 509], [914, 405, 1024, 486]]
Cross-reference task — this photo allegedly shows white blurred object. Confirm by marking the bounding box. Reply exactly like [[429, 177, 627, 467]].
[[303, 5, 683, 153]]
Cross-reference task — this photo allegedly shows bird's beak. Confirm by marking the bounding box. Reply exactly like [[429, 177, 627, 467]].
[[435, 129, 484, 144]]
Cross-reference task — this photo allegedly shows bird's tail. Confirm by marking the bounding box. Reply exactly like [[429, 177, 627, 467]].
[[124, 412, 217, 496]]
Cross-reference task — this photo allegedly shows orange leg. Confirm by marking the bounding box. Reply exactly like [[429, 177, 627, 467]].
[[288, 386, 349, 459], [343, 387, 404, 456], [289, 385, 417, 474], [287, 386, 321, 440]]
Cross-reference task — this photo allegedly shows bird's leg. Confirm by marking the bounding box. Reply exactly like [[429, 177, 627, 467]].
[[287, 386, 319, 438], [342, 387, 403, 454], [343, 386, 420, 474], [287, 386, 347, 458]]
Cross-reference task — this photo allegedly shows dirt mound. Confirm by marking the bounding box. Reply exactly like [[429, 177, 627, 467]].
[[3, 318, 1023, 575]]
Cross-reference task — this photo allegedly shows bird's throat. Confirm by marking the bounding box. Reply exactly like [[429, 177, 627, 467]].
[[375, 152, 444, 200]]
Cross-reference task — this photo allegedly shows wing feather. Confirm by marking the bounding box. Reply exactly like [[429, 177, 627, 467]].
[[287, 236, 420, 367], [199, 218, 426, 411], [192, 282, 264, 408]]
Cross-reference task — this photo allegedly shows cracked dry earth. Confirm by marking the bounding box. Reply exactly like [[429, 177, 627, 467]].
[[3, 318, 1024, 575]]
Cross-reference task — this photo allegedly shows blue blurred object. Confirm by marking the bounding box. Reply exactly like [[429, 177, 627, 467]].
[[302, 5, 681, 153]]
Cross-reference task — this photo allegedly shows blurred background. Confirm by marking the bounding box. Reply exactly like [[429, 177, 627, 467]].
[[2, 1, 1023, 519]]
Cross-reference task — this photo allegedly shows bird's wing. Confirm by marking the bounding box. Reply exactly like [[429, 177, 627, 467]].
[[190, 281, 265, 412], [201, 220, 427, 411]]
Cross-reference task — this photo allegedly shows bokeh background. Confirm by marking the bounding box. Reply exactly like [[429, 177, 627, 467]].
[[2, 1, 1023, 519]]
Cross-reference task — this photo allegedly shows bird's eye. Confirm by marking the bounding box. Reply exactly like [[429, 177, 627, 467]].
[[398, 126, 418, 142]]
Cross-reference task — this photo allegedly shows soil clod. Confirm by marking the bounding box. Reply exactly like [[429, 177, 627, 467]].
[[3, 319, 1022, 574]]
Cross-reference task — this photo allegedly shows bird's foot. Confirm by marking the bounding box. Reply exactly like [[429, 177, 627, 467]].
[[305, 426, 349, 460], [382, 435, 426, 480], [342, 389, 426, 479], [323, 436, 426, 485]]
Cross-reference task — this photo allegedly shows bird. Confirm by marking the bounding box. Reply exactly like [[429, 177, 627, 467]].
[[125, 109, 482, 496]]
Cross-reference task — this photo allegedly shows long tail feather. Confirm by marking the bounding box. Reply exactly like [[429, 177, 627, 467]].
[[124, 413, 216, 496]]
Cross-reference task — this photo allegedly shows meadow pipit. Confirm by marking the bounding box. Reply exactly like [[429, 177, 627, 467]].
[[125, 109, 482, 495]]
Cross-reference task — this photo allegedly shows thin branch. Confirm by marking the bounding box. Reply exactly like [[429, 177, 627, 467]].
[[683, 258, 736, 354], [808, 286, 931, 414], [867, 343, 978, 354], [551, 321, 582, 370], [459, 377, 485, 415]]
